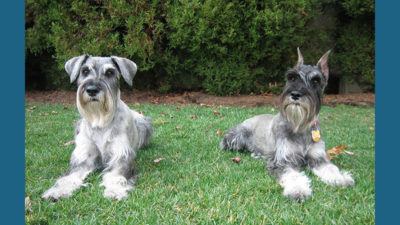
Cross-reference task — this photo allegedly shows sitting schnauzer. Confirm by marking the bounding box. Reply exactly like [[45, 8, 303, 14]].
[[42, 55, 153, 201], [221, 48, 354, 200]]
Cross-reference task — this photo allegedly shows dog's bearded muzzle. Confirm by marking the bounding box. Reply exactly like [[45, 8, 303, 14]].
[[77, 80, 116, 128], [280, 91, 315, 133]]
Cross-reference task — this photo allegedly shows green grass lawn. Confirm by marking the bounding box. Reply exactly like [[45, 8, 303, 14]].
[[25, 103, 375, 224]]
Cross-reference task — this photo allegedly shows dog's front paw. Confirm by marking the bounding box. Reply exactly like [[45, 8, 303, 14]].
[[279, 169, 312, 201], [42, 175, 86, 201], [282, 184, 312, 201], [335, 171, 355, 187], [100, 175, 133, 201], [103, 186, 129, 201], [42, 186, 74, 201], [312, 164, 355, 188]]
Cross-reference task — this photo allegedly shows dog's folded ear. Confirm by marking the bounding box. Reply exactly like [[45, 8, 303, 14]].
[[317, 50, 331, 80], [65, 55, 90, 83], [111, 56, 137, 86]]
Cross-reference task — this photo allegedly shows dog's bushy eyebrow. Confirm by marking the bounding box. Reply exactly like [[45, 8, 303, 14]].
[[81, 54, 90, 66], [286, 68, 298, 75], [309, 70, 326, 83], [285, 69, 299, 78], [111, 58, 122, 74]]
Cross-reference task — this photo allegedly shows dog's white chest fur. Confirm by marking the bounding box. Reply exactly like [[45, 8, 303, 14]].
[[81, 121, 116, 152]]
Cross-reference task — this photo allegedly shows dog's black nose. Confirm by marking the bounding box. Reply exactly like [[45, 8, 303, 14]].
[[291, 90, 302, 100], [86, 86, 99, 97]]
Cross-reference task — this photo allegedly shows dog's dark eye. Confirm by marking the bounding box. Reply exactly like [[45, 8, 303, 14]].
[[82, 68, 90, 76], [287, 74, 298, 82], [311, 77, 320, 85], [105, 69, 114, 77]]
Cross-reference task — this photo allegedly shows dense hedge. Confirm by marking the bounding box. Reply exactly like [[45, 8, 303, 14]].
[[26, 0, 374, 94]]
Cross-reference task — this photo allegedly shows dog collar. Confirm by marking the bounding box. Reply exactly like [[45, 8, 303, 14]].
[[311, 118, 320, 142], [311, 118, 319, 127]]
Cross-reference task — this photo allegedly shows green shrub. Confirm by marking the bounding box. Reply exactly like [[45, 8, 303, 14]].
[[26, 0, 167, 90], [164, 0, 319, 95], [25, 0, 374, 94], [335, 22, 374, 90], [335, 0, 375, 91]]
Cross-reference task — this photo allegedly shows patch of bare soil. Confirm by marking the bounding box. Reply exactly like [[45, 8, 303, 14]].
[[25, 90, 374, 107]]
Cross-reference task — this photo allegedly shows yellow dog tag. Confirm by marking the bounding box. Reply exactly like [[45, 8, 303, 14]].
[[312, 129, 320, 142]]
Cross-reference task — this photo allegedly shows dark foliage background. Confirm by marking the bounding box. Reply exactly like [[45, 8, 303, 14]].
[[26, 0, 374, 95]]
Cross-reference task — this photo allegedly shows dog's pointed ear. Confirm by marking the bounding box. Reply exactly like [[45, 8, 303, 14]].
[[65, 55, 89, 83], [111, 56, 137, 86], [317, 50, 331, 79], [295, 47, 304, 67]]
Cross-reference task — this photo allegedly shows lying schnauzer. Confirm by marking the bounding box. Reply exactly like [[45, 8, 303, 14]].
[[221, 48, 354, 200], [42, 55, 153, 201]]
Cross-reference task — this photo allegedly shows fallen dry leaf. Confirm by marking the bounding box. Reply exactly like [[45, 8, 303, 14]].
[[51, 111, 58, 114], [343, 150, 356, 156], [326, 145, 355, 160], [153, 158, 164, 163], [301, 10, 308, 16], [169, 114, 174, 119], [176, 106, 181, 110], [213, 110, 220, 115], [63, 140, 75, 146], [151, 97, 160, 104], [161, 111, 167, 116], [190, 114, 197, 119], [29, 105, 38, 110], [176, 126, 182, 130], [369, 127, 375, 131], [25, 197, 32, 212], [326, 148, 341, 160], [230, 157, 241, 163], [217, 128, 222, 136]]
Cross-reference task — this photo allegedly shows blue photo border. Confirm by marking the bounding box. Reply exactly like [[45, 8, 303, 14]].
[[0, 0, 388, 224], [0, 1, 25, 224], [376, 1, 398, 224]]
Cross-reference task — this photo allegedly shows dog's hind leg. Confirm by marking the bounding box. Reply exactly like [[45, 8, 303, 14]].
[[220, 124, 257, 153], [133, 111, 153, 149], [42, 135, 100, 201]]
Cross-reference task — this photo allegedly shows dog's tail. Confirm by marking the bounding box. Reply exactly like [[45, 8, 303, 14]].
[[220, 124, 254, 153], [134, 113, 154, 149]]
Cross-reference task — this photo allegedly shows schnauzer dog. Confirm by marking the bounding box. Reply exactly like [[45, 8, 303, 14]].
[[42, 55, 153, 201], [221, 48, 354, 201]]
